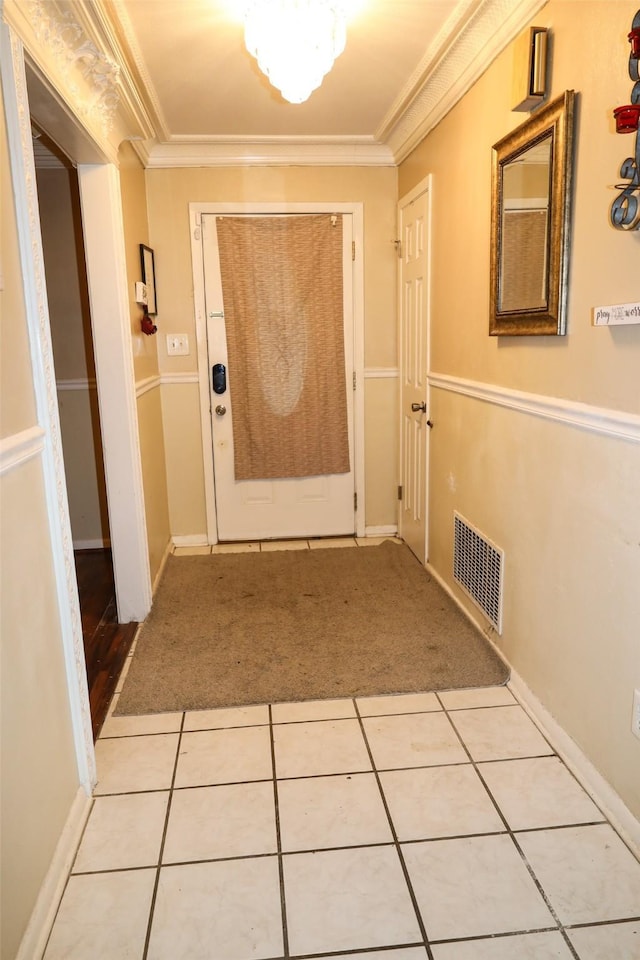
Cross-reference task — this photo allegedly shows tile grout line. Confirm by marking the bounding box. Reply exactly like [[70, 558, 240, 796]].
[[435, 693, 582, 960], [269, 703, 291, 958], [505, 688, 616, 833], [141, 711, 187, 960], [47, 691, 640, 956], [353, 698, 436, 960]]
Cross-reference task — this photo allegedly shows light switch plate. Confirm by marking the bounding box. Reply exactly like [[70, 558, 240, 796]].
[[166, 334, 189, 356]]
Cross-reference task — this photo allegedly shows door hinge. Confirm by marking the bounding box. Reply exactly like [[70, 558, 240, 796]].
[[352, 240, 356, 261], [352, 371, 356, 391], [394, 239, 402, 259], [354, 491, 358, 511], [397, 485, 403, 501]]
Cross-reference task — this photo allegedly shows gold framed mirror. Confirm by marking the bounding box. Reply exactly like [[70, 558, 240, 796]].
[[490, 90, 576, 336]]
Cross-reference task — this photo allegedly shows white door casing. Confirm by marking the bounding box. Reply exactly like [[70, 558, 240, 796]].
[[2, 25, 154, 797], [398, 177, 432, 564], [77, 164, 152, 621], [191, 203, 366, 543]]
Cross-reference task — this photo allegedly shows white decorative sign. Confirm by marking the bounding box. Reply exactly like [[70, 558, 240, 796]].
[[593, 301, 640, 326]]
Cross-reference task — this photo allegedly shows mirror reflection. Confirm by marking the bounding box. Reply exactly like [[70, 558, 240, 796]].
[[499, 136, 551, 313], [490, 90, 576, 336]]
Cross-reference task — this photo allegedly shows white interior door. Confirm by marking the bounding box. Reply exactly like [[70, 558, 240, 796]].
[[202, 213, 355, 541], [398, 179, 431, 563]]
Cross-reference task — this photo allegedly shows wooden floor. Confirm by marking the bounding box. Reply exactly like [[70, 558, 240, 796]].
[[74, 548, 137, 740]]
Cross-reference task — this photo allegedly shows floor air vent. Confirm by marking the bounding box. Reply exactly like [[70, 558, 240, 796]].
[[453, 513, 503, 634]]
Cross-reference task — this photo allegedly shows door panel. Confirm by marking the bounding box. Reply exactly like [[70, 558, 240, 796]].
[[202, 213, 355, 541], [399, 184, 430, 563]]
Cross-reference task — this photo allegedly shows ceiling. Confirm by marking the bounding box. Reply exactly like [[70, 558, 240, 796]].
[[23, 0, 544, 167], [104, 0, 543, 165], [115, 0, 472, 138]]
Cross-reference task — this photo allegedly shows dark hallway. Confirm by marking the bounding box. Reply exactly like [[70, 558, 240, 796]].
[[74, 548, 137, 739]]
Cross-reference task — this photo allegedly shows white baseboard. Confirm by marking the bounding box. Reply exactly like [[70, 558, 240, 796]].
[[72, 538, 110, 550], [364, 525, 398, 537], [508, 672, 640, 859], [16, 787, 92, 960], [172, 534, 209, 548], [426, 561, 640, 858]]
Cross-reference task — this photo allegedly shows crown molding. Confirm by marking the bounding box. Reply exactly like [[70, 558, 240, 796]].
[[80, 0, 156, 141], [375, 0, 484, 141], [384, 0, 548, 163], [99, 0, 170, 141], [3, 0, 154, 160], [134, 0, 547, 168], [144, 136, 396, 168], [4, 0, 548, 169]]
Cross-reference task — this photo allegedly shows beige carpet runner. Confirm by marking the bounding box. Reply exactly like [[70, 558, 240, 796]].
[[116, 542, 509, 716]]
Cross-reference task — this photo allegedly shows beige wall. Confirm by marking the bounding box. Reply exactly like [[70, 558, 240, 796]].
[[37, 166, 109, 546], [56, 387, 109, 543], [137, 386, 172, 577], [37, 168, 93, 382], [145, 165, 399, 536], [119, 142, 171, 580], [120, 142, 161, 384], [0, 109, 36, 438], [1, 97, 79, 960], [399, 1, 640, 818]]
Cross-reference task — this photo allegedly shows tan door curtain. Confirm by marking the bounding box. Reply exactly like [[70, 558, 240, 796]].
[[500, 209, 548, 311], [216, 215, 350, 481]]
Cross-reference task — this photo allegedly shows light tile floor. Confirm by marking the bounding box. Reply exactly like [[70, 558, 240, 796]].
[[173, 535, 401, 556], [45, 536, 640, 957], [44, 683, 640, 960]]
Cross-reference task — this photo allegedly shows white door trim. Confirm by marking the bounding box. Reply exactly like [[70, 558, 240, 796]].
[[190, 201, 365, 541], [2, 25, 153, 798], [397, 174, 432, 564], [77, 163, 152, 621], [1, 25, 95, 791]]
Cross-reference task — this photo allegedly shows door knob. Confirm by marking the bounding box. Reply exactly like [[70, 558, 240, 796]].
[[215, 404, 227, 416], [411, 401, 427, 413]]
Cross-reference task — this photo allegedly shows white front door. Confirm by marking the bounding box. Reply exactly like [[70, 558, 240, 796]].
[[398, 179, 431, 563], [201, 213, 355, 541]]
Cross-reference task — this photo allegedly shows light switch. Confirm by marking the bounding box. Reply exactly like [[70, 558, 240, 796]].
[[166, 334, 190, 356]]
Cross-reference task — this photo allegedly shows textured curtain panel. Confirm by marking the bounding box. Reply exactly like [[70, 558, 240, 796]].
[[217, 215, 350, 481], [500, 209, 548, 311]]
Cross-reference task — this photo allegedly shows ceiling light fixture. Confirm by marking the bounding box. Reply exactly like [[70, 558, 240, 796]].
[[243, 0, 348, 104]]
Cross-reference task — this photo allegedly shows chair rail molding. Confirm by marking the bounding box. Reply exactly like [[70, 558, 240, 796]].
[[0, 425, 46, 476], [429, 372, 640, 445], [160, 371, 200, 386], [364, 367, 399, 379], [135, 374, 162, 398]]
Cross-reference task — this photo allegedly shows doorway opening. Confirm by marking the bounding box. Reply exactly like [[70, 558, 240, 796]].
[[34, 129, 136, 737]]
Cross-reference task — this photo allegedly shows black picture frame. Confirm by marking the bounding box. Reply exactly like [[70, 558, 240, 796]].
[[140, 244, 157, 315]]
